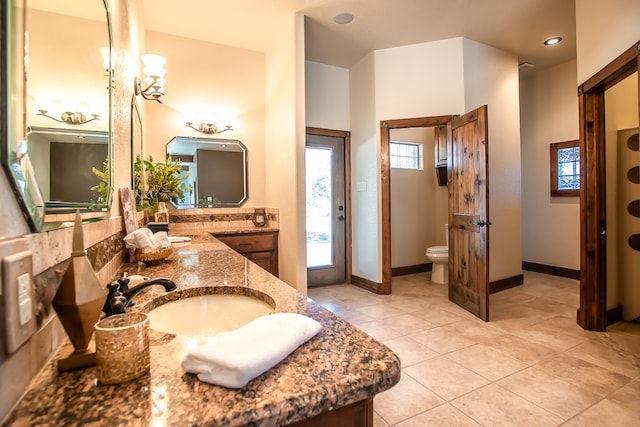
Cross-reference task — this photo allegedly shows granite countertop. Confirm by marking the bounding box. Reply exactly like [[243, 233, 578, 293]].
[[4, 235, 400, 427], [209, 226, 280, 235]]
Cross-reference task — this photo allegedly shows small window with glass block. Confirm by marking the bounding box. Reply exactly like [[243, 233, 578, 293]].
[[550, 140, 580, 197], [390, 141, 423, 170]]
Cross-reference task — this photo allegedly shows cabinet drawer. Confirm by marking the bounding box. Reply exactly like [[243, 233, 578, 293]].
[[215, 232, 276, 253]]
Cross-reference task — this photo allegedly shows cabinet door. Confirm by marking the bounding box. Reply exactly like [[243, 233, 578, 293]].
[[435, 125, 447, 166], [245, 251, 276, 275]]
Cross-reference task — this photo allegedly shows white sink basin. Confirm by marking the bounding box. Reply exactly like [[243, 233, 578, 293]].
[[147, 294, 274, 336]]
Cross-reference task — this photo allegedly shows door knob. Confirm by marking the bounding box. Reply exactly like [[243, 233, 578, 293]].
[[470, 220, 492, 227]]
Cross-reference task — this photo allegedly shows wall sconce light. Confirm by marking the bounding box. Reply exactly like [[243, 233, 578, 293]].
[[37, 109, 100, 125], [134, 54, 166, 103], [185, 122, 233, 135]]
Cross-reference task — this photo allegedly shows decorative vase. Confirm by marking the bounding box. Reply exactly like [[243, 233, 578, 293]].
[[52, 210, 106, 371]]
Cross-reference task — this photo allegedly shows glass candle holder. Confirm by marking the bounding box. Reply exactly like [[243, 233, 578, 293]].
[[94, 312, 150, 384]]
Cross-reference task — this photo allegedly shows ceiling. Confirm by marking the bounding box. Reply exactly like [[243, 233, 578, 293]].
[[143, 0, 577, 72]]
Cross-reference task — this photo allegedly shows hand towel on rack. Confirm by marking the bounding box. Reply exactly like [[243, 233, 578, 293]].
[[181, 312, 322, 388]]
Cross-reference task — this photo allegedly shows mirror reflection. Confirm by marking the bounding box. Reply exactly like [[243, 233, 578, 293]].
[[166, 136, 248, 208], [27, 127, 109, 209], [26, 0, 111, 213]]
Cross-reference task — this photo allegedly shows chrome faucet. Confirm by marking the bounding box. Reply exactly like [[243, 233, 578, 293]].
[[102, 272, 177, 316]]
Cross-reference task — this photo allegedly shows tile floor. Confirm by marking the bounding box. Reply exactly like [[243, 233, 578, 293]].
[[307, 272, 640, 426]]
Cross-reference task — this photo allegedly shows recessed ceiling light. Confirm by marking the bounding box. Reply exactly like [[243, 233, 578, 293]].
[[333, 12, 354, 25], [544, 36, 563, 46]]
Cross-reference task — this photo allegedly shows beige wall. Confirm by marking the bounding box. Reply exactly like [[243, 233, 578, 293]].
[[349, 53, 380, 281], [264, 13, 307, 291], [604, 73, 638, 312], [520, 60, 580, 270], [144, 31, 267, 207], [462, 38, 522, 282], [576, 0, 640, 84]]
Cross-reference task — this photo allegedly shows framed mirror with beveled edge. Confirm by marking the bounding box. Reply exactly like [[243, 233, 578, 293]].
[[166, 136, 248, 208], [1, 0, 113, 232]]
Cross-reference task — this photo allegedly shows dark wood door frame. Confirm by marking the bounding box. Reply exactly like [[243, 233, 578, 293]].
[[577, 41, 640, 331], [305, 127, 352, 285], [380, 116, 457, 294]]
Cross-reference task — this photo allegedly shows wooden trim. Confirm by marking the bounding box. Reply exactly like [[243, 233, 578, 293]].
[[576, 41, 639, 332], [522, 261, 580, 280], [579, 42, 639, 94], [489, 274, 524, 294], [384, 115, 456, 129], [392, 263, 432, 277], [350, 275, 381, 294], [550, 140, 580, 197], [305, 127, 352, 285], [606, 306, 623, 326]]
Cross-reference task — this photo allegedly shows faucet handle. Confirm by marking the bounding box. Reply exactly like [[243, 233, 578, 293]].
[[118, 272, 131, 293], [103, 281, 126, 316]]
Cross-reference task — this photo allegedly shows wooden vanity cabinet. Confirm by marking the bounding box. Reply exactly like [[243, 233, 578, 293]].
[[214, 231, 279, 277]]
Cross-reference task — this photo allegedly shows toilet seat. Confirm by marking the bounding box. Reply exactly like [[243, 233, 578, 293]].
[[426, 246, 448, 256]]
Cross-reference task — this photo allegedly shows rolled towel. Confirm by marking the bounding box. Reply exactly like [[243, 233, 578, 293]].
[[181, 312, 322, 388], [123, 228, 156, 248], [152, 231, 171, 247]]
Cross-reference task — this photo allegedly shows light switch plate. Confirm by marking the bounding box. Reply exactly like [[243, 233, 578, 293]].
[[0, 237, 28, 357], [3, 249, 36, 354]]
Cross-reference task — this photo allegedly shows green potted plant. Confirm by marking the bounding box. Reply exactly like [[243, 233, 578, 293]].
[[134, 155, 190, 215]]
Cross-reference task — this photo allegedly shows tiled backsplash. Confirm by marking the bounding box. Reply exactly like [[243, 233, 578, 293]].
[[168, 207, 279, 235]]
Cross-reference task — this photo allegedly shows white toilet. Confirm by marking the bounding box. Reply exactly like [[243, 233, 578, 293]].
[[426, 224, 449, 284]]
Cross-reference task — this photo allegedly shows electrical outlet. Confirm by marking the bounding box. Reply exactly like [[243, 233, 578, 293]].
[[3, 250, 36, 354], [0, 237, 28, 357]]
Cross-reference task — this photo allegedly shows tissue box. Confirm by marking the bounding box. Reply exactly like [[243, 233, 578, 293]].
[[147, 222, 169, 233]]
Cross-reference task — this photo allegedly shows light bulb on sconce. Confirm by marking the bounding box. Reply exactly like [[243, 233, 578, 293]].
[[185, 122, 234, 135], [134, 54, 166, 103]]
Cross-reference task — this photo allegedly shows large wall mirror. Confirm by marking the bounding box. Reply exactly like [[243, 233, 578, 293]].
[[166, 136, 248, 207], [1, 0, 113, 231]]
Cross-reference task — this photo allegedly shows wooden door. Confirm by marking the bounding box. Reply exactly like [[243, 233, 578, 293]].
[[448, 105, 490, 321]]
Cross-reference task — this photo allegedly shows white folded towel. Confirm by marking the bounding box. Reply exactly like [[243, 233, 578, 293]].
[[123, 228, 156, 249], [181, 312, 322, 388], [152, 231, 171, 247]]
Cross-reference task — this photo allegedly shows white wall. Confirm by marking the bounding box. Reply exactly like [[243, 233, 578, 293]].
[[520, 60, 580, 270], [305, 61, 350, 130], [576, 0, 640, 84]]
